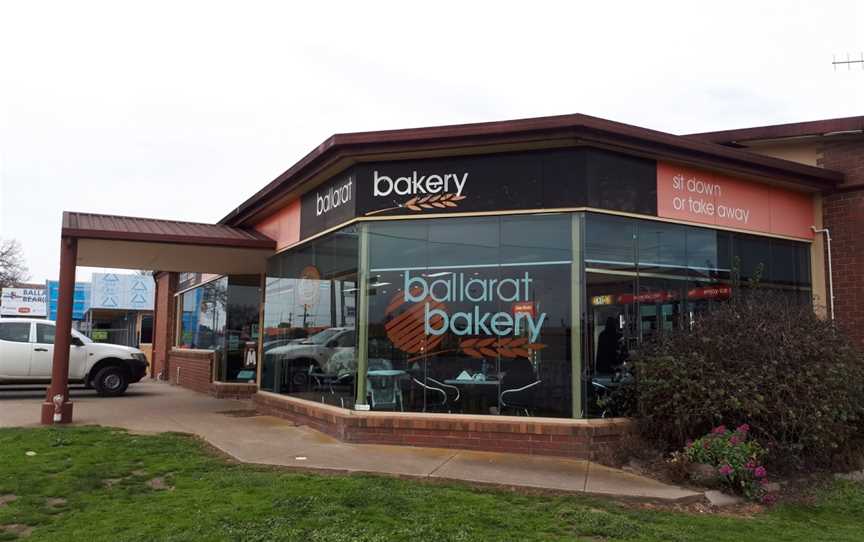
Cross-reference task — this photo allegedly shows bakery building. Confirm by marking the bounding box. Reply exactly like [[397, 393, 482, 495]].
[[43, 114, 864, 457]]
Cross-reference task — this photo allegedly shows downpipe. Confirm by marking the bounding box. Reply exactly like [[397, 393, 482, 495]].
[[811, 226, 835, 321]]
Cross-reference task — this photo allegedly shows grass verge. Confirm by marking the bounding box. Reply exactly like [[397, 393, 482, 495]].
[[0, 426, 861, 541]]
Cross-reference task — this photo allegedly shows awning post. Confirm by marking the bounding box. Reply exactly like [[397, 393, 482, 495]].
[[40, 236, 77, 425]]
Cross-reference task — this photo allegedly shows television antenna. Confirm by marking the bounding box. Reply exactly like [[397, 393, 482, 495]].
[[833, 53, 864, 70]]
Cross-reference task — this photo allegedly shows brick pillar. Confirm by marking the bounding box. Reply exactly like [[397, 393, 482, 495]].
[[820, 138, 864, 349], [152, 272, 178, 379]]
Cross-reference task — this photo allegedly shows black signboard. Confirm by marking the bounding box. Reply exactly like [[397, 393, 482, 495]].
[[300, 171, 357, 239], [297, 148, 656, 241], [177, 272, 202, 291]]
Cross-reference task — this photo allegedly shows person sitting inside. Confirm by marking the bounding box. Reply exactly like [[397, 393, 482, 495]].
[[595, 316, 622, 375]]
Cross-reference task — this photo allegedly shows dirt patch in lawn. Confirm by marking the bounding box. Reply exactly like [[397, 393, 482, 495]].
[[1, 524, 33, 538], [102, 478, 124, 488], [0, 495, 16, 507], [146, 477, 174, 491], [45, 498, 66, 508]]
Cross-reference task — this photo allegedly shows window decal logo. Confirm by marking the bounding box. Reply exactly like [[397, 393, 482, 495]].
[[383, 271, 547, 362]]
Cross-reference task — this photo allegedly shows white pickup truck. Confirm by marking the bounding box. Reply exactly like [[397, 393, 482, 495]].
[[0, 317, 149, 396]]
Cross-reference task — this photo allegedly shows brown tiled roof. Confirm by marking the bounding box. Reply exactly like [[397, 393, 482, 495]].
[[220, 113, 844, 226], [62, 212, 276, 249], [687, 115, 864, 144]]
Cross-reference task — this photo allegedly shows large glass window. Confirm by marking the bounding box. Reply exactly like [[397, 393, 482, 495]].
[[176, 276, 261, 382], [222, 275, 261, 382], [583, 212, 811, 418], [364, 214, 573, 418], [585, 214, 636, 272], [261, 226, 359, 407], [177, 278, 227, 350], [258, 209, 811, 421]]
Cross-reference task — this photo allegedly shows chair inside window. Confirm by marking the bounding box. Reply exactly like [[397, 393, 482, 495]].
[[367, 373, 403, 411], [426, 377, 460, 406], [500, 380, 543, 416], [411, 377, 461, 412], [498, 356, 541, 415]]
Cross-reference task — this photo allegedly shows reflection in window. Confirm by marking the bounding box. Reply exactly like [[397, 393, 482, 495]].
[[261, 226, 359, 407], [176, 276, 260, 382], [583, 212, 812, 418], [0, 322, 31, 343], [585, 214, 635, 271], [637, 221, 686, 275], [177, 278, 227, 350], [366, 214, 573, 418]]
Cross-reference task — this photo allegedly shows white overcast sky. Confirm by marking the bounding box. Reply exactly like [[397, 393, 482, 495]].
[[0, 1, 861, 283]]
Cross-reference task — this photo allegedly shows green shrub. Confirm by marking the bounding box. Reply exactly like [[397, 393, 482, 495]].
[[617, 290, 864, 470]]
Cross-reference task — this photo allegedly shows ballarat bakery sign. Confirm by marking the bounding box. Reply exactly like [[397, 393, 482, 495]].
[[355, 153, 547, 217], [1, 287, 47, 316], [300, 150, 589, 238]]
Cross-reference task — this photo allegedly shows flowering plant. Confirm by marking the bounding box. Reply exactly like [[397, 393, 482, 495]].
[[684, 424, 773, 502]]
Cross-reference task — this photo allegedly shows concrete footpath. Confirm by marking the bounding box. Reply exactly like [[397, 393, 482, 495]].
[[0, 381, 701, 502]]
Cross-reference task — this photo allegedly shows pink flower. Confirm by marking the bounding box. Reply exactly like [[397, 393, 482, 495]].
[[719, 464, 734, 476], [736, 424, 750, 434], [712, 425, 727, 435], [702, 441, 711, 450], [729, 435, 742, 445], [754, 466, 767, 478], [745, 460, 757, 470], [685, 439, 694, 448]]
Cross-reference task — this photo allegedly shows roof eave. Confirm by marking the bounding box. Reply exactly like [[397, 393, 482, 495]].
[[220, 114, 844, 227]]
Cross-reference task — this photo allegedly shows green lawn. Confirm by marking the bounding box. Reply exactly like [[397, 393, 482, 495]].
[[0, 427, 862, 541]]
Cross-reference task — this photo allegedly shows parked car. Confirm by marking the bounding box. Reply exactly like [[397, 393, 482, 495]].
[[0, 318, 149, 396], [263, 327, 355, 390]]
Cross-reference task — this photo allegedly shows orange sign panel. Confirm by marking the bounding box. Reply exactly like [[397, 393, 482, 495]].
[[253, 199, 301, 251], [657, 162, 813, 239]]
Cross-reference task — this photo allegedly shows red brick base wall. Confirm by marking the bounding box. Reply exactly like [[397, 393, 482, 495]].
[[255, 391, 634, 460], [168, 349, 213, 395], [210, 382, 258, 400]]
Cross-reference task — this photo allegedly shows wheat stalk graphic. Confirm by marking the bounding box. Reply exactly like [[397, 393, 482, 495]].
[[365, 193, 466, 216], [458, 337, 546, 359]]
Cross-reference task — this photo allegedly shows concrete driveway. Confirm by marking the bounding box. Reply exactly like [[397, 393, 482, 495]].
[[0, 381, 701, 502]]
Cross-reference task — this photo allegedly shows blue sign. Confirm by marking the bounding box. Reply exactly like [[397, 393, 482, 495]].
[[90, 273, 154, 310], [46, 281, 91, 321]]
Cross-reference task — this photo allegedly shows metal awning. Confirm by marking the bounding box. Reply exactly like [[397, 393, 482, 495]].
[[41, 212, 277, 425], [63, 212, 276, 274]]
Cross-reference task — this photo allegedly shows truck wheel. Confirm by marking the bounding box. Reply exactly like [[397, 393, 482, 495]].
[[93, 366, 129, 397]]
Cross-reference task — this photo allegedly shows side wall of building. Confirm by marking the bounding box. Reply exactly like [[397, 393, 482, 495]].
[[820, 138, 864, 349]]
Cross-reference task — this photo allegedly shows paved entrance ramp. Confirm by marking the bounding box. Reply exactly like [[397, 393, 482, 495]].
[[0, 381, 700, 502]]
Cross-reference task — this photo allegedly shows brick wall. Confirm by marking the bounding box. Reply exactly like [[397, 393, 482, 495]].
[[255, 392, 634, 460], [152, 272, 178, 379], [819, 138, 864, 349], [168, 349, 214, 395], [210, 381, 258, 399], [822, 189, 864, 349]]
